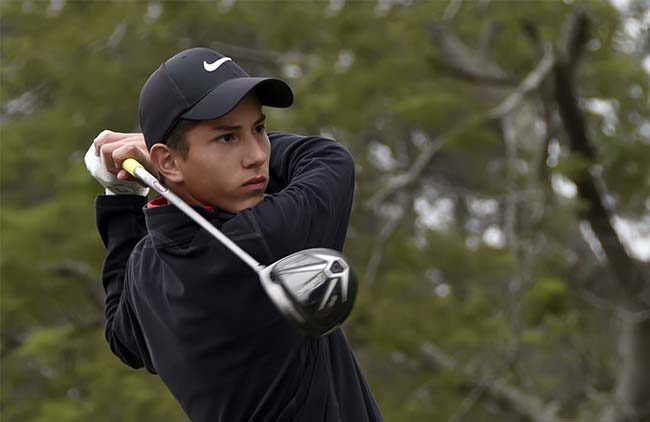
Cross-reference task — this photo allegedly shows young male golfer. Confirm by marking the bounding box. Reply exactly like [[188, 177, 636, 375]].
[[86, 47, 382, 421]]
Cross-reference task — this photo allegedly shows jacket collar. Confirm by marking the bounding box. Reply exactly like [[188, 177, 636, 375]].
[[146, 195, 216, 212], [143, 196, 236, 246]]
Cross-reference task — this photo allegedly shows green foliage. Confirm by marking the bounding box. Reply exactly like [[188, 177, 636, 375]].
[[525, 277, 569, 325]]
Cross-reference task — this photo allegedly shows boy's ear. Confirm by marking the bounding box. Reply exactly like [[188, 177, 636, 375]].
[[150, 144, 184, 184]]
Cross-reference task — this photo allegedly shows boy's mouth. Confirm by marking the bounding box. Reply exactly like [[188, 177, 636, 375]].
[[242, 176, 266, 191]]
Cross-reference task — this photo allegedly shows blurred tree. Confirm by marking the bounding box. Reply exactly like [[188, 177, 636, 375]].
[[1, 0, 648, 421]]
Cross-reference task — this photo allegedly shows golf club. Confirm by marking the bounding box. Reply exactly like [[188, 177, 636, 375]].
[[121, 158, 357, 337]]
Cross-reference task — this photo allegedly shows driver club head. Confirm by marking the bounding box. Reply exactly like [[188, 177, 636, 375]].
[[258, 248, 358, 337]]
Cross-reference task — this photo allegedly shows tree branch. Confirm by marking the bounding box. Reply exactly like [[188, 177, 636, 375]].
[[364, 194, 410, 286], [479, 20, 501, 63], [427, 56, 515, 86], [552, 11, 648, 306], [426, 22, 510, 84], [419, 342, 565, 422], [442, 0, 463, 22], [550, 10, 650, 421], [366, 47, 554, 210], [559, 10, 590, 71], [448, 381, 490, 422], [522, 21, 561, 208]]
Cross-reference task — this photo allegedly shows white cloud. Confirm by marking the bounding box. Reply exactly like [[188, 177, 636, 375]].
[[609, 0, 631, 12], [415, 196, 455, 232], [585, 98, 619, 135], [144, 2, 163, 23], [552, 173, 577, 199], [435, 283, 451, 298], [468, 198, 499, 217], [368, 141, 397, 171], [643, 56, 650, 75], [482, 225, 506, 249], [335, 49, 355, 73], [283, 64, 303, 79], [613, 215, 650, 261]]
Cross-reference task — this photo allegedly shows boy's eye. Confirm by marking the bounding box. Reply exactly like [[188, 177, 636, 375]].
[[255, 124, 266, 134], [218, 134, 235, 143]]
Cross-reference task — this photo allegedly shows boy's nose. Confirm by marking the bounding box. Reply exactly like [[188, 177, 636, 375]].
[[242, 135, 268, 168]]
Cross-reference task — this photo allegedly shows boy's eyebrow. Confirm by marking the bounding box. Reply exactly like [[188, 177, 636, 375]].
[[213, 114, 266, 131]]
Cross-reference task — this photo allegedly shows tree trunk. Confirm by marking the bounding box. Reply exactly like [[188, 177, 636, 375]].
[[600, 315, 650, 421], [551, 11, 650, 421]]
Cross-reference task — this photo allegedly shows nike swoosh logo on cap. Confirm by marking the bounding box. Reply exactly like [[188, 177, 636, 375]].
[[203, 57, 232, 72]]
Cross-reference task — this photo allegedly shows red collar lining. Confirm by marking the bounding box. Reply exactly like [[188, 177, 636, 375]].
[[146, 196, 215, 212]]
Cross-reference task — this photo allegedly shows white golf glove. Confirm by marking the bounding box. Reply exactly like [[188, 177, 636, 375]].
[[84, 144, 149, 196]]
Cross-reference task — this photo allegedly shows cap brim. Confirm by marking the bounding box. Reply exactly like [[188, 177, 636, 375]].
[[180, 77, 293, 121]]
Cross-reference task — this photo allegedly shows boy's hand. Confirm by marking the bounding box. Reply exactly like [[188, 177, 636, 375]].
[[85, 130, 153, 196], [92, 130, 156, 181]]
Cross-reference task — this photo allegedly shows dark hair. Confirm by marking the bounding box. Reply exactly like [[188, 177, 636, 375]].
[[164, 118, 201, 159], [157, 118, 200, 185]]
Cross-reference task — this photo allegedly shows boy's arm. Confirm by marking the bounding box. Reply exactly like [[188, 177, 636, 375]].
[[95, 195, 154, 372], [245, 132, 355, 260]]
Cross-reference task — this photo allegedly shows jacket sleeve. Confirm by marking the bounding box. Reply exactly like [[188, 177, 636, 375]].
[[244, 132, 355, 260], [95, 194, 154, 372]]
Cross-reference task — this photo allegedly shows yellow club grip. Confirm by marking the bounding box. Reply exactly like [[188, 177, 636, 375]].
[[122, 158, 144, 177]]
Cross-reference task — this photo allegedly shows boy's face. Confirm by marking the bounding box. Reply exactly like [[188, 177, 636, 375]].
[[174, 93, 270, 212]]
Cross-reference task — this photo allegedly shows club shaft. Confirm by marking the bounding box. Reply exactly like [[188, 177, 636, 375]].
[[124, 159, 264, 273]]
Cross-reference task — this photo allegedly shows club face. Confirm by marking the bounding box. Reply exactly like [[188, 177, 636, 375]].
[[263, 248, 358, 337]]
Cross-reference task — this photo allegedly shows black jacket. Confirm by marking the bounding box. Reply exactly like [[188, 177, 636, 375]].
[[95, 132, 382, 422]]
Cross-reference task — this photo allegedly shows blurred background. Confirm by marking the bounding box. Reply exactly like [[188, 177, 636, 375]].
[[2, 0, 649, 421]]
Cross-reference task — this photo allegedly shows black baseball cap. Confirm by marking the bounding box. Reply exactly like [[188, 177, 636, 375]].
[[138, 47, 293, 150]]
